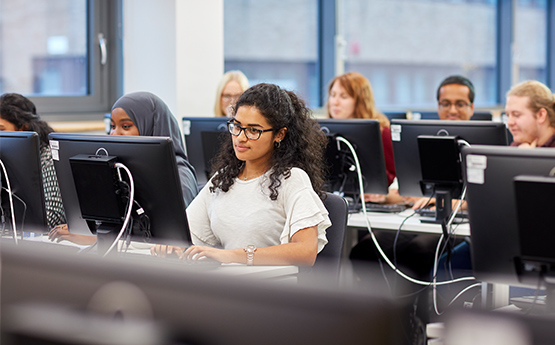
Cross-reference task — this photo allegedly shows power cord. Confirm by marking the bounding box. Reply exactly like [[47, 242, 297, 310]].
[[0, 159, 18, 244], [103, 162, 135, 257], [335, 136, 475, 289]]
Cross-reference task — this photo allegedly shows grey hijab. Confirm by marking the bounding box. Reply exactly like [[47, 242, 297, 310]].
[[111, 92, 199, 206]]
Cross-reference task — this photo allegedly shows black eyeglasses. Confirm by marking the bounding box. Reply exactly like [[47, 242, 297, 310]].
[[438, 101, 471, 110], [227, 121, 274, 141]]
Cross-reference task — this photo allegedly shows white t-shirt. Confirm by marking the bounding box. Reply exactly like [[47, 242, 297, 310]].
[[186, 167, 330, 253]]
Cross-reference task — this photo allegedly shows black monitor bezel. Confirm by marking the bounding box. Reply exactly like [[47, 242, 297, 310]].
[[392, 119, 508, 197], [317, 118, 389, 197], [0, 241, 405, 345], [49, 133, 191, 245], [463, 145, 555, 287], [0, 131, 48, 233], [182, 117, 230, 186]]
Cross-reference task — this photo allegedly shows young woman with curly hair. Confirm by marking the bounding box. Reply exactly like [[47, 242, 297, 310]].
[[152, 83, 331, 266]]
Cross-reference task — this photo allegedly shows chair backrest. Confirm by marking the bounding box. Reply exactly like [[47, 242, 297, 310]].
[[470, 111, 493, 121], [383, 111, 407, 120], [411, 111, 439, 120], [319, 192, 348, 261], [299, 192, 348, 284]]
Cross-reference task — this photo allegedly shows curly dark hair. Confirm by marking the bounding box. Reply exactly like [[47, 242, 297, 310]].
[[0, 93, 54, 146], [209, 83, 328, 200]]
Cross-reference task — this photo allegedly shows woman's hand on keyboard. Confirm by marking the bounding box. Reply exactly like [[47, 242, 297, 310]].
[[412, 197, 435, 210], [48, 224, 97, 246], [411, 197, 467, 211], [364, 189, 408, 205], [150, 244, 185, 259], [184, 245, 237, 264], [364, 193, 387, 203]]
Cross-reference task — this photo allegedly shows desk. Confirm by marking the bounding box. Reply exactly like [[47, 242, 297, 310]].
[[344, 210, 511, 308], [344, 210, 470, 261], [347, 209, 471, 236], [120, 241, 299, 282], [14, 235, 299, 282]]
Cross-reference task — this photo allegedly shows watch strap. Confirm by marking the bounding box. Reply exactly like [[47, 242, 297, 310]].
[[244, 244, 257, 266]]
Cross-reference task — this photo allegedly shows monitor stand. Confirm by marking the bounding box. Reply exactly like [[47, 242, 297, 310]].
[[95, 222, 121, 255], [420, 189, 452, 224]]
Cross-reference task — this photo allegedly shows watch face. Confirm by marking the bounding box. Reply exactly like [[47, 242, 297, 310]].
[[245, 245, 256, 253]]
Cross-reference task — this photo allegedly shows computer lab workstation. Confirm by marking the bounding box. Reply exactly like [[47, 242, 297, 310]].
[[3, 110, 555, 344], [4, 1, 555, 343], [181, 114, 555, 307], [0, 127, 402, 344], [182, 111, 555, 323]]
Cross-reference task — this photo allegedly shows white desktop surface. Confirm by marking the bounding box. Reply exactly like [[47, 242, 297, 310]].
[[18, 235, 299, 281], [120, 241, 298, 280], [344, 210, 514, 307], [347, 209, 471, 237]]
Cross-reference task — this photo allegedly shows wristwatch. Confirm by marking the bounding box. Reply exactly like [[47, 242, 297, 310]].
[[244, 244, 257, 266]]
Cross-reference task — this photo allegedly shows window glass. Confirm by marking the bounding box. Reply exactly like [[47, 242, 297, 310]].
[[515, 0, 547, 83], [340, 0, 497, 109], [224, 0, 318, 107], [0, 0, 87, 96]]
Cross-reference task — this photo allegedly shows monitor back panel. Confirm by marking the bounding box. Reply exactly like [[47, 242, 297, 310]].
[[392, 120, 507, 197]]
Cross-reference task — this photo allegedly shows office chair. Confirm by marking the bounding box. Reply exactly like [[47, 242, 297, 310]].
[[299, 192, 348, 285], [470, 111, 492, 121], [412, 111, 493, 121], [411, 111, 440, 120]]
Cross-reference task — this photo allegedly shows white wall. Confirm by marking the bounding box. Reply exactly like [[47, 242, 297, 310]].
[[122, 0, 223, 121], [177, 1, 224, 118]]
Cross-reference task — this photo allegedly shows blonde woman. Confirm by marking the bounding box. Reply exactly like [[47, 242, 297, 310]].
[[214, 70, 249, 117]]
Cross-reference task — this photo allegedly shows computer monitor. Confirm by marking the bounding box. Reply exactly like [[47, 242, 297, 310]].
[[48, 133, 191, 248], [382, 111, 407, 120], [182, 117, 230, 186], [462, 145, 555, 290], [392, 119, 508, 198], [317, 119, 389, 200], [471, 111, 494, 121], [0, 241, 405, 345], [417, 135, 465, 222], [411, 111, 440, 120], [411, 111, 493, 121], [0, 131, 48, 234]]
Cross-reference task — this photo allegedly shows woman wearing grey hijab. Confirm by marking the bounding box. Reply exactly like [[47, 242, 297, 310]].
[[109, 91, 199, 206], [49, 92, 199, 245]]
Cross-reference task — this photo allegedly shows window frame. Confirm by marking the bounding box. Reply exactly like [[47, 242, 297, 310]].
[[547, 0, 555, 87], [315, 0, 555, 109], [25, 0, 122, 121]]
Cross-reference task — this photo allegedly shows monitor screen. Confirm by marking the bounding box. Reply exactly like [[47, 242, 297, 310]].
[[0, 131, 48, 233], [391, 119, 508, 197], [182, 117, 230, 186], [382, 111, 407, 120], [462, 145, 555, 287], [317, 119, 389, 198], [411, 111, 493, 121], [49, 133, 191, 246], [1, 241, 405, 345]]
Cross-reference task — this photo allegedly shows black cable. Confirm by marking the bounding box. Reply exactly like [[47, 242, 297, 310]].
[[391, 209, 418, 290], [2, 187, 27, 234], [524, 272, 546, 315]]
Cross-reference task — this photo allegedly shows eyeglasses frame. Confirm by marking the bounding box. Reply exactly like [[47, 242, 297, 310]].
[[227, 120, 274, 141]]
